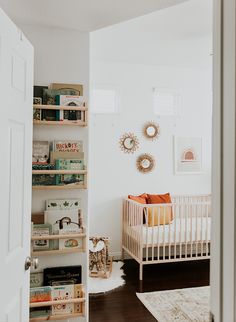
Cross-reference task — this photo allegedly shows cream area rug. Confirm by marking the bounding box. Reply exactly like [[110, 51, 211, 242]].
[[89, 261, 125, 294], [137, 286, 210, 322]]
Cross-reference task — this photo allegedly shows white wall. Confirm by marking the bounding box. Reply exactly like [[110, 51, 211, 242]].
[[21, 25, 89, 322], [89, 0, 212, 256], [89, 61, 212, 256]]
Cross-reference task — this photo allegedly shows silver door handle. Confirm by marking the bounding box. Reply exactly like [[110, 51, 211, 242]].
[[25, 256, 39, 270]]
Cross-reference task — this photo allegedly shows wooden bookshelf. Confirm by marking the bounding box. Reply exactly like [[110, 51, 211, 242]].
[[32, 184, 87, 190], [32, 169, 87, 190], [31, 95, 88, 321], [33, 120, 87, 126], [32, 169, 87, 175], [30, 297, 86, 308], [31, 248, 85, 256], [30, 313, 84, 322], [31, 233, 86, 241], [33, 104, 88, 127], [33, 104, 88, 111]]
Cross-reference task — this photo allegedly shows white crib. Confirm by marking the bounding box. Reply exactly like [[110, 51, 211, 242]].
[[122, 194, 211, 280]]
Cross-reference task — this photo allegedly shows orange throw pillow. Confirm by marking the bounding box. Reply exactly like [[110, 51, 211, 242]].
[[147, 193, 171, 204], [146, 193, 173, 226], [128, 193, 147, 204]]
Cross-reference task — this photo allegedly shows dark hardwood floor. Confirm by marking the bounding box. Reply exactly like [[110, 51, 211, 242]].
[[89, 259, 210, 322]]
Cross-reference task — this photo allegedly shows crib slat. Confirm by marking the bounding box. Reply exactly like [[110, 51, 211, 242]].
[[174, 203, 177, 260], [190, 203, 193, 258], [163, 206, 166, 260], [206, 203, 209, 255], [145, 207, 149, 262], [196, 203, 198, 258], [179, 204, 182, 258], [201, 201, 204, 257], [151, 207, 154, 261], [168, 205, 171, 260], [185, 203, 188, 258]]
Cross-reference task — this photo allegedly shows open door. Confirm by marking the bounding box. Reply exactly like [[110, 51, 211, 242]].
[[0, 7, 33, 322]]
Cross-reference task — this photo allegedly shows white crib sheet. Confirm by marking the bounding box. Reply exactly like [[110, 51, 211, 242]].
[[131, 217, 211, 244]]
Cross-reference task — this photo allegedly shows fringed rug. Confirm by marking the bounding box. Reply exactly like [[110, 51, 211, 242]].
[[137, 286, 210, 322], [89, 261, 125, 294]]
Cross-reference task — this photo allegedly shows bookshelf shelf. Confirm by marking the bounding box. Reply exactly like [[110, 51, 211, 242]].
[[33, 104, 88, 111], [32, 184, 87, 190], [31, 248, 85, 256], [33, 104, 88, 126], [30, 313, 84, 322], [30, 297, 86, 308], [32, 169, 87, 175], [33, 120, 87, 126], [31, 233, 86, 241]]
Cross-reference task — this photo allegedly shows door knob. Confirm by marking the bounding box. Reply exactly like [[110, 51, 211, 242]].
[[25, 256, 39, 270]]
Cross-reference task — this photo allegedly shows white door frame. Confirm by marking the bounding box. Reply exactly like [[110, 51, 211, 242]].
[[211, 1, 236, 321]]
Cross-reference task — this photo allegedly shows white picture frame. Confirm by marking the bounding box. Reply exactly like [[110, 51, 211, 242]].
[[174, 136, 203, 174], [153, 88, 181, 117]]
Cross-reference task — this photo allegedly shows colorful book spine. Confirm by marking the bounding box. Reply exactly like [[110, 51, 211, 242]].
[[30, 286, 52, 303]]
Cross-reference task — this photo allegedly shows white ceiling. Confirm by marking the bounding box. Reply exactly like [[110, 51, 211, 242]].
[[91, 0, 213, 68], [0, 0, 188, 32]]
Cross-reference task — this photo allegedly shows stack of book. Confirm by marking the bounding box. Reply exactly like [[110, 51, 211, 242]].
[[30, 265, 83, 318], [32, 140, 85, 187], [31, 198, 83, 252], [33, 83, 86, 122]]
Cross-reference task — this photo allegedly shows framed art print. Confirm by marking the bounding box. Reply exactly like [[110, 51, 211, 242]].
[[174, 136, 203, 174]]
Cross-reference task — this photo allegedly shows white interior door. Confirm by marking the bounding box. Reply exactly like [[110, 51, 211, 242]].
[[0, 8, 33, 322]]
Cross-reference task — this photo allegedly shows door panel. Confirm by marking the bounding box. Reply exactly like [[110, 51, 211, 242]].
[[0, 7, 33, 322], [8, 121, 25, 253]]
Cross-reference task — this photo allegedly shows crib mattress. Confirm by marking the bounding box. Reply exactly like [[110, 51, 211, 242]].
[[130, 217, 211, 245]]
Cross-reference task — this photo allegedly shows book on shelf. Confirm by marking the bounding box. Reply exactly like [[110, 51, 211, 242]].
[[33, 97, 42, 121], [34, 85, 48, 101], [32, 163, 55, 170], [46, 198, 81, 211], [30, 308, 51, 319], [53, 140, 83, 153], [44, 209, 82, 233], [59, 227, 83, 250], [30, 286, 52, 303], [55, 95, 85, 121], [43, 265, 82, 286], [44, 209, 82, 249], [32, 212, 44, 225], [30, 272, 44, 288], [32, 164, 56, 186], [50, 151, 84, 164], [32, 224, 52, 251], [51, 284, 74, 315], [55, 159, 84, 186], [32, 141, 50, 163], [41, 88, 78, 121], [49, 83, 83, 96], [51, 284, 83, 316], [42, 88, 78, 105]]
